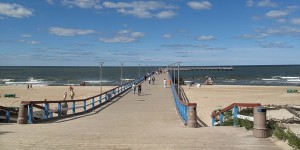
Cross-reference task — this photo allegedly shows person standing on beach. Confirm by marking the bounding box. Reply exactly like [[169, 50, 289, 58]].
[[163, 79, 167, 88], [132, 82, 136, 94], [138, 84, 142, 96], [63, 91, 67, 100], [70, 90, 75, 100], [148, 77, 151, 84]]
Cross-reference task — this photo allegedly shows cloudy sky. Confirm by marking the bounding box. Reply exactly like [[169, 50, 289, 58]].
[[0, 0, 300, 66]]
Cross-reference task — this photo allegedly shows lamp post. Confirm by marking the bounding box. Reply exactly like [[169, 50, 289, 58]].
[[176, 62, 182, 95], [138, 64, 141, 78], [121, 63, 124, 85], [99, 62, 104, 94]]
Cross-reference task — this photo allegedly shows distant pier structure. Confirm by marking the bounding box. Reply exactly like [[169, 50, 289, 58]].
[[168, 66, 233, 71]]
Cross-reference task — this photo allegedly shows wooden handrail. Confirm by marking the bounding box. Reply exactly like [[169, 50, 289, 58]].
[[211, 103, 261, 118], [0, 105, 19, 114]]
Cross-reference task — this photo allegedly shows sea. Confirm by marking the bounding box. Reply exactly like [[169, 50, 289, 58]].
[[0, 65, 299, 86]]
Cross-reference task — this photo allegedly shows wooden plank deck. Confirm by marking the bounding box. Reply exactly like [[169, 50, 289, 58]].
[[0, 73, 282, 150]]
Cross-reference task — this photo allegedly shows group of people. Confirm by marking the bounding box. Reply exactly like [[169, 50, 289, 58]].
[[64, 86, 75, 100], [132, 82, 142, 95], [27, 83, 33, 89], [148, 76, 155, 84]]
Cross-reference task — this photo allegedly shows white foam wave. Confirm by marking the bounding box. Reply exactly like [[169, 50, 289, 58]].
[[280, 76, 299, 79], [85, 80, 111, 83], [261, 78, 279, 81]]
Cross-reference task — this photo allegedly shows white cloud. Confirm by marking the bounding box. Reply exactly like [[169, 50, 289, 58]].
[[19, 40, 40, 45], [99, 30, 145, 43], [163, 34, 173, 38], [238, 33, 268, 39], [102, 1, 177, 19], [276, 19, 287, 23], [187, 1, 212, 10], [197, 35, 215, 41], [47, 0, 54, 5], [0, 3, 33, 18], [257, 0, 277, 7], [265, 11, 288, 18], [290, 18, 300, 25], [260, 42, 293, 48], [62, 0, 101, 9], [246, 0, 254, 7], [49, 27, 96, 36], [21, 34, 32, 38], [156, 11, 176, 19], [260, 26, 300, 36]]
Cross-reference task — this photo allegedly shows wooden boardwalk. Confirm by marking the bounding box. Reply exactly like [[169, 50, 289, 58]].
[[0, 73, 283, 150]]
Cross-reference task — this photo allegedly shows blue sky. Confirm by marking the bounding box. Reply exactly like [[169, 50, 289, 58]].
[[0, 0, 300, 66]]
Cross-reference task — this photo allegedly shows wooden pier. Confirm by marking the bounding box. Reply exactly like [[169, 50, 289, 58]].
[[169, 66, 233, 71]]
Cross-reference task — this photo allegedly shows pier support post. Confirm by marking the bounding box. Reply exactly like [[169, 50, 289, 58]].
[[17, 102, 29, 124], [233, 106, 238, 126], [187, 103, 197, 128], [220, 113, 224, 126]]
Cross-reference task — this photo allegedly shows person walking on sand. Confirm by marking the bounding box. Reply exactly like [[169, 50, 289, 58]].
[[63, 91, 67, 100], [70, 90, 75, 100], [132, 82, 136, 94], [152, 76, 155, 84], [148, 77, 151, 84], [138, 84, 142, 96], [163, 79, 167, 88]]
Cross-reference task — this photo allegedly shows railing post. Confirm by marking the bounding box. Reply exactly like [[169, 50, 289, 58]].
[[72, 101, 75, 114], [50, 112, 53, 118], [28, 104, 33, 124], [83, 101, 86, 111], [91, 98, 94, 107], [44, 103, 49, 119], [220, 113, 224, 126], [212, 117, 215, 126], [6, 111, 10, 123], [17, 102, 28, 124], [187, 103, 197, 128], [57, 103, 61, 118], [233, 106, 238, 126]]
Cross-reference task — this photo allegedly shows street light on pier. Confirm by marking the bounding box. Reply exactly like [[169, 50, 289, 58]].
[[121, 63, 124, 85], [139, 64, 141, 78], [176, 62, 182, 95], [99, 62, 104, 94]]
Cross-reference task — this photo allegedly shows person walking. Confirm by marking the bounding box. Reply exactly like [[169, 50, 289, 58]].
[[63, 91, 67, 100], [148, 77, 151, 84], [138, 84, 142, 96], [132, 82, 136, 94], [163, 79, 167, 88], [152, 76, 155, 84], [70, 90, 75, 100]]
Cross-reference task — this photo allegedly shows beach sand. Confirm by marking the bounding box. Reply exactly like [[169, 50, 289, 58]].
[[0, 85, 116, 108], [182, 85, 300, 126]]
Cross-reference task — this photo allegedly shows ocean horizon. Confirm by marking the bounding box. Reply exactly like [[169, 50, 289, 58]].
[[0, 65, 300, 86]]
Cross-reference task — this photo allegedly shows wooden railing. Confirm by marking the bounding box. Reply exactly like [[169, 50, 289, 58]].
[[168, 72, 197, 126], [0, 106, 18, 123], [211, 103, 261, 126], [20, 75, 150, 124]]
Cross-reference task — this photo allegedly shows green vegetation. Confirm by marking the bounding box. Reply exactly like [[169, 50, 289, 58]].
[[218, 108, 300, 150]]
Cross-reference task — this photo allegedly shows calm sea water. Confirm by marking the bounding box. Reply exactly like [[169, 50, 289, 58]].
[[0, 65, 299, 86]]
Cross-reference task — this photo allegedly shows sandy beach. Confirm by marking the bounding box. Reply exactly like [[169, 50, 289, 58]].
[[182, 85, 300, 126], [0, 85, 116, 108]]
